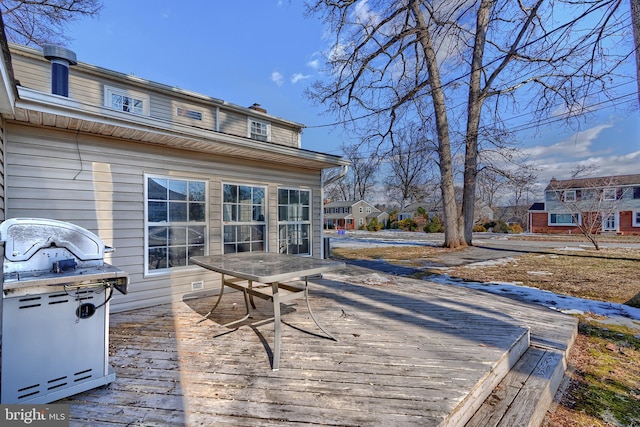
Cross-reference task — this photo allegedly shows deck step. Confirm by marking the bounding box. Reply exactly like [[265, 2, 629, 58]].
[[465, 344, 569, 427]]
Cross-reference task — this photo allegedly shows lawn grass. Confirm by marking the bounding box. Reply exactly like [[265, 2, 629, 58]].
[[331, 240, 640, 426]]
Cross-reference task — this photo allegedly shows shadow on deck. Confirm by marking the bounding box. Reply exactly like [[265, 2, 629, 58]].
[[64, 267, 577, 426]]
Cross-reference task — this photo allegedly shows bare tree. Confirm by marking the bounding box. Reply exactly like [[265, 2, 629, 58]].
[[325, 143, 380, 201], [1, 0, 102, 46], [549, 176, 627, 250], [476, 168, 508, 209], [383, 123, 438, 208], [306, 0, 634, 248]]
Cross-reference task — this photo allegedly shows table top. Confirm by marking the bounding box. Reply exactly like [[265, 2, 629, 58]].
[[190, 252, 346, 283]]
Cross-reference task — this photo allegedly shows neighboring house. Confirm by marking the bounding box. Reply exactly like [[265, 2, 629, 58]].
[[323, 200, 388, 230], [397, 201, 441, 221], [399, 200, 493, 223], [529, 175, 640, 235], [0, 40, 348, 312]]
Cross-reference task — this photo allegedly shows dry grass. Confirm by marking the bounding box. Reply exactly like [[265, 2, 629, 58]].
[[332, 240, 640, 426], [443, 249, 640, 307]]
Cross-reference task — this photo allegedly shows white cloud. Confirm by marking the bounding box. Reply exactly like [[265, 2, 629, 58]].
[[523, 124, 612, 161], [291, 73, 311, 84], [271, 71, 284, 87], [307, 59, 320, 69], [353, 0, 380, 27]]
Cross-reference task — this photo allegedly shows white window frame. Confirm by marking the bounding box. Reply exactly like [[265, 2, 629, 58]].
[[248, 118, 271, 142], [366, 207, 372, 213], [548, 213, 581, 226], [105, 85, 150, 116], [603, 187, 617, 201], [633, 211, 640, 227], [564, 190, 576, 202], [277, 187, 312, 256], [222, 182, 267, 254], [144, 174, 208, 276]]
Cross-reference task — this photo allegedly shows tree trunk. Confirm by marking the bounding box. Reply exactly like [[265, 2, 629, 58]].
[[409, 0, 464, 248], [632, 0, 640, 107], [462, 0, 492, 245]]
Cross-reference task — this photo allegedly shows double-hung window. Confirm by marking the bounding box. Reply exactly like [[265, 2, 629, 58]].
[[278, 188, 311, 255], [249, 118, 270, 142], [223, 184, 266, 253], [633, 211, 640, 227], [146, 176, 207, 274], [105, 86, 149, 115]]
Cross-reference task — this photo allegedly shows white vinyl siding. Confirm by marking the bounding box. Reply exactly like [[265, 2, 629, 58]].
[[5, 124, 323, 313]]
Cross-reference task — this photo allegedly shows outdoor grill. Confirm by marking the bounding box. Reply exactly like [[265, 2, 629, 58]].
[[0, 218, 129, 404]]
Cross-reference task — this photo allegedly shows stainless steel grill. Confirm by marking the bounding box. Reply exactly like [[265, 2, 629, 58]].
[[0, 218, 129, 404]]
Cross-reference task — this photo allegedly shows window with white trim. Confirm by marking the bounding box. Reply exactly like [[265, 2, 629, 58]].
[[223, 183, 266, 253], [633, 211, 640, 227], [549, 213, 580, 226], [248, 118, 270, 142], [105, 86, 149, 115], [564, 190, 576, 202], [603, 187, 617, 200], [278, 188, 311, 255], [145, 176, 207, 274]]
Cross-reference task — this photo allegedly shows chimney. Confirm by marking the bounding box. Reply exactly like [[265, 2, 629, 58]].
[[43, 45, 77, 97], [248, 103, 267, 113]]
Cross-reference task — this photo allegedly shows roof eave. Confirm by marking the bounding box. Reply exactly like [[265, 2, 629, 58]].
[[10, 87, 348, 170]]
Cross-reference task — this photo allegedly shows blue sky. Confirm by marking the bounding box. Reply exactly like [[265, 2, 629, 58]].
[[62, 1, 639, 191]]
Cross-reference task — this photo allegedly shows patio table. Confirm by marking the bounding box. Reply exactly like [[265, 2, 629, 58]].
[[190, 252, 345, 370]]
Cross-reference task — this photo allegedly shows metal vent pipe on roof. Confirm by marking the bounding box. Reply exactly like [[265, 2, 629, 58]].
[[43, 45, 77, 97]]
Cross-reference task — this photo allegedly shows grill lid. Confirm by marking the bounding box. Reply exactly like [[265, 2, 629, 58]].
[[0, 218, 106, 263]]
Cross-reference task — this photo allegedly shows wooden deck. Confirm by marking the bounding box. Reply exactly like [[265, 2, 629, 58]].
[[64, 266, 577, 426]]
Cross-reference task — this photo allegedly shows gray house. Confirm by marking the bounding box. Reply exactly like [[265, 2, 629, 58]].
[[323, 200, 388, 230], [0, 41, 348, 312]]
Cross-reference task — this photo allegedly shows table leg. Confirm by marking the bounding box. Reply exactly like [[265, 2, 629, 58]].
[[304, 277, 337, 341], [271, 281, 281, 371], [198, 275, 227, 323]]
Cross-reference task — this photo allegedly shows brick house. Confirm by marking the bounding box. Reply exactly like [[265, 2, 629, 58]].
[[529, 174, 640, 235]]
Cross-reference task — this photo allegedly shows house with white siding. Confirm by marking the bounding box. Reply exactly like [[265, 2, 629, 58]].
[[0, 40, 348, 312]]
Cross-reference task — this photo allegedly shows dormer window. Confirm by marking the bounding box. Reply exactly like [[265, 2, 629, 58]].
[[249, 118, 270, 142], [105, 86, 149, 116]]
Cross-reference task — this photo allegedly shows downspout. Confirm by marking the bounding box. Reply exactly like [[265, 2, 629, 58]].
[[320, 165, 349, 259]]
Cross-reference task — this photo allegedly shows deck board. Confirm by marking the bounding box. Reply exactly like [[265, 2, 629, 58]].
[[63, 267, 576, 426]]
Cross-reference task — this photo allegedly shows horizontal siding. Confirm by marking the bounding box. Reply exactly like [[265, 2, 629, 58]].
[[10, 55, 49, 93], [218, 109, 246, 137], [271, 124, 299, 148], [5, 123, 323, 313], [10, 48, 306, 151]]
